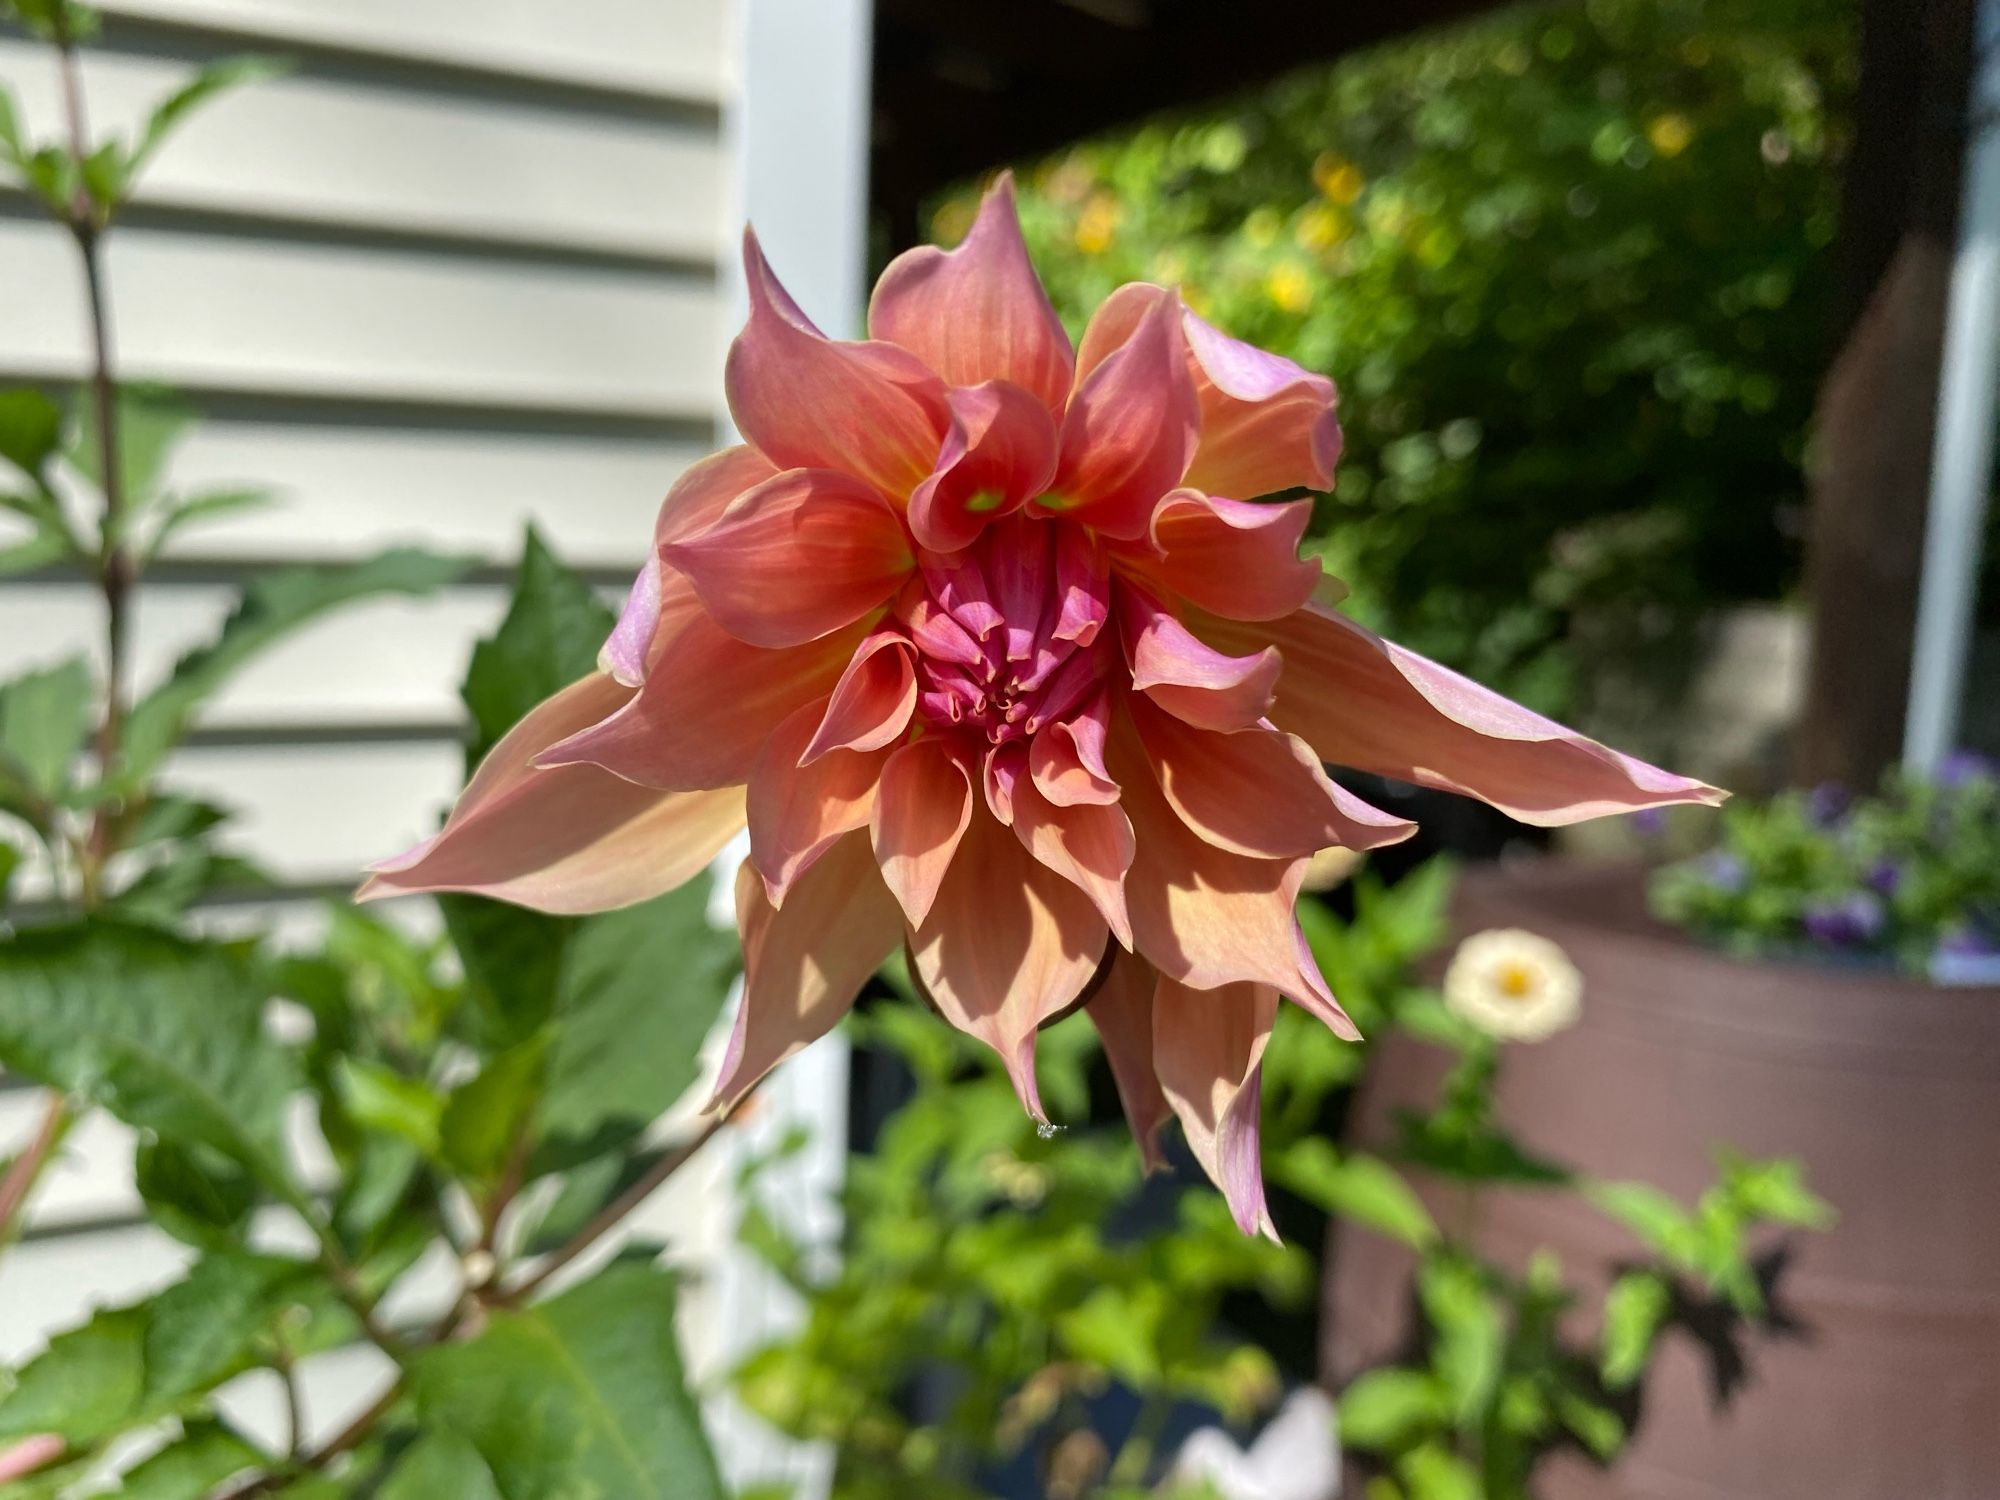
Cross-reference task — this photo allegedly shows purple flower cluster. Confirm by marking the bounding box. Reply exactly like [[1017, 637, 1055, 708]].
[[1801, 892, 1886, 949]]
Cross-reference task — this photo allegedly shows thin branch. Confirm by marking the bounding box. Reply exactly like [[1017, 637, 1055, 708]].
[[504, 1109, 733, 1305], [217, 1377, 402, 1500], [0, 1093, 71, 1249]]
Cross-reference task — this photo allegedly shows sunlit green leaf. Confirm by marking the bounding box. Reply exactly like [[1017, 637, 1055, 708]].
[[1271, 1140, 1437, 1248], [144, 487, 276, 561], [0, 655, 92, 803], [334, 1057, 446, 1159], [1600, 1269, 1670, 1389], [1418, 1255, 1504, 1423], [1338, 1367, 1448, 1452]]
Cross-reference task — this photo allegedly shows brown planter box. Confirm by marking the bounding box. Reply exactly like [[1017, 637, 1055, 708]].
[[1321, 861, 2000, 1500]]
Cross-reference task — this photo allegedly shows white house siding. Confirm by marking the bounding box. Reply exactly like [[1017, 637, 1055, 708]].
[[0, 0, 871, 1489]]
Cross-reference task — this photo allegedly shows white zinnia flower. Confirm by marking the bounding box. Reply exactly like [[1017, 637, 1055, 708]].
[[1442, 928, 1582, 1041]]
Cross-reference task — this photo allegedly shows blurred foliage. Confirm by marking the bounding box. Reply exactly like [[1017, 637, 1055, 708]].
[[736, 866, 1829, 1499], [936, 0, 1855, 714], [1652, 755, 2000, 974]]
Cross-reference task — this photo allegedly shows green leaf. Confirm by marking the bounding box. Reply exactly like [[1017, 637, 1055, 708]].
[[440, 897, 572, 1042], [121, 794, 230, 849], [0, 86, 23, 161], [1600, 1269, 1671, 1389], [0, 391, 63, 480], [1338, 1367, 1448, 1453], [1272, 1140, 1437, 1248], [128, 56, 291, 186], [69, 387, 193, 514], [104, 847, 271, 925], [1396, 1441, 1480, 1500], [1555, 1390, 1625, 1462], [1418, 1255, 1504, 1424], [0, 923, 301, 1197], [112, 1417, 264, 1499], [79, 139, 126, 215], [0, 1306, 147, 1445], [144, 487, 276, 561], [0, 841, 19, 906], [1717, 1152, 1835, 1230], [119, 548, 474, 781], [0, 655, 92, 802], [378, 1431, 502, 1500], [460, 526, 615, 766], [21, 145, 75, 212], [440, 1035, 547, 1181], [407, 1263, 725, 1500], [0, 530, 74, 576], [334, 1057, 446, 1159], [134, 1138, 257, 1251], [1585, 1180, 1692, 1259]]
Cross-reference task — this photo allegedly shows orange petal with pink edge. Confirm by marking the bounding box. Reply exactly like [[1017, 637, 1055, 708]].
[[748, 698, 888, 905], [539, 609, 866, 791], [1041, 289, 1198, 540], [1087, 950, 1169, 1172], [1009, 769, 1135, 948], [1111, 714, 1357, 1040], [1128, 693, 1415, 859], [360, 673, 746, 914], [867, 171, 1075, 415], [1115, 489, 1321, 623], [726, 230, 948, 499], [1118, 585, 1279, 731], [663, 468, 914, 648], [601, 446, 779, 685], [801, 630, 917, 763], [1153, 975, 1281, 1239], [1029, 689, 1119, 806], [871, 736, 975, 927], [1203, 601, 1727, 826], [907, 381, 1060, 553], [710, 833, 904, 1112], [910, 808, 1109, 1121]]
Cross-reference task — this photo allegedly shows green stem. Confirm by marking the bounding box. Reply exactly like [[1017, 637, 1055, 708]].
[[0, 1094, 73, 1250]]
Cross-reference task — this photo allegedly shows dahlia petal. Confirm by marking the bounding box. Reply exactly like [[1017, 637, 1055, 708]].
[[726, 230, 948, 499], [871, 737, 974, 927], [710, 834, 904, 1112], [600, 446, 780, 685], [663, 468, 914, 647], [1087, 951, 1169, 1172], [1152, 975, 1281, 1239], [749, 698, 887, 905], [867, 171, 1075, 414], [983, 739, 1027, 825], [1118, 490, 1321, 623], [1179, 305, 1341, 498], [1204, 602, 1727, 825], [1050, 521, 1110, 645], [907, 380, 1062, 553], [1119, 586, 1279, 731], [1042, 289, 1199, 540], [1029, 690, 1119, 806], [1009, 770, 1136, 949], [539, 610, 865, 791], [1129, 695, 1415, 859], [911, 809, 1109, 1121], [801, 630, 917, 763], [1112, 717, 1358, 1039], [360, 673, 745, 914]]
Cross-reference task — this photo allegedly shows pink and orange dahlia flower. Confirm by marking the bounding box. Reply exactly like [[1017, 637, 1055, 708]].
[[363, 176, 1719, 1235]]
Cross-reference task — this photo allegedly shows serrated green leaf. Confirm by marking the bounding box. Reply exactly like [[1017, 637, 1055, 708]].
[[1337, 1367, 1448, 1453], [0, 924, 301, 1197], [439, 896, 572, 1044], [1272, 1140, 1437, 1248], [112, 1417, 264, 1499], [378, 1430, 502, 1500], [459, 525, 615, 765], [334, 1057, 445, 1159], [0, 655, 92, 802], [104, 846, 270, 925], [408, 1263, 724, 1500], [119, 548, 473, 781], [134, 1138, 256, 1251], [127, 55, 291, 186], [440, 1035, 547, 1181], [1600, 1269, 1670, 1389], [0, 390, 62, 480]]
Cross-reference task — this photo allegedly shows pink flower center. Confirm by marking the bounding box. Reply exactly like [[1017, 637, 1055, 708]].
[[899, 515, 1109, 747]]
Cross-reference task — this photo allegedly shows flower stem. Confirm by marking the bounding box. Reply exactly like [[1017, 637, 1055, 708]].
[[0, 1094, 73, 1250]]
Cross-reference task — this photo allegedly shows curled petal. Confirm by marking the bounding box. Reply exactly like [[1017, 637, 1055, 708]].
[[726, 230, 948, 499], [1204, 602, 1727, 825], [1112, 715, 1356, 1039], [1087, 951, 1169, 1172], [1118, 586, 1279, 731], [802, 630, 917, 763], [711, 834, 904, 1112], [1030, 689, 1119, 806], [361, 673, 746, 914], [983, 738, 1027, 824], [1042, 289, 1199, 540], [749, 698, 887, 905], [1010, 770, 1136, 949], [664, 468, 914, 647], [868, 171, 1075, 414], [907, 381, 1061, 553], [1152, 975, 1281, 1239], [539, 611, 866, 791], [1129, 695, 1415, 859], [871, 736, 975, 927], [1179, 304, 1341, 497], [1116, 490, 1321, 622], [601, 446, 780, 685], [911, 809, 1109, 1121]]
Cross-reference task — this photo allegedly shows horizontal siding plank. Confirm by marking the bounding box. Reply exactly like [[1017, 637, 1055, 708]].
[[0, 220, 717, 418], [95, 0, 731, 105], [0, 37, 723, 264]]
